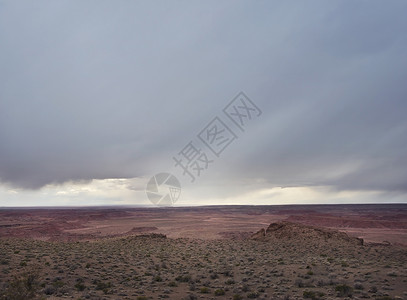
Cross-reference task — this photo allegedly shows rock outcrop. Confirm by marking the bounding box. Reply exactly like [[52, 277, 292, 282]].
[[251, 221, 363, 246]]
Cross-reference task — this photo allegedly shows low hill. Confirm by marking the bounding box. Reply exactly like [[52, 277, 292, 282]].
[[251, 221, 364, 247]]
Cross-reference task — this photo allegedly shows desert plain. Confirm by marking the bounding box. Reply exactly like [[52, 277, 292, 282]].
[[0, 204, 406, 300]]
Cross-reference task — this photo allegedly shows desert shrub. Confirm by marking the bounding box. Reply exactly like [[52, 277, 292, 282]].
[[354, 283, 364, 290], [168, 281, 177, 287], [306, 271, 314, 276], [303, 290, 325, 300], [94, 281, 111, 289], [375, 297, 395, 300], [153, 275, 162, 282], [202, 280, 210, 287], [210, 273, 218, 279], [303, 291, 316, 299], [43, 285, 56, 295], [335, 284, 353, 297], [225, 278, 235, 285], [295, 279, 304, 288], [233, 295, 243, 300], [1, 259, 9, 265], [74, 282, 86, 291], [214, 289, 225, 296], [94, 280, 113, 294], [341, 261, 349, 267], [317, 280, 326, 287], [247, 291, 259, 298], [52, 280, 64, 288], [200, 287, 210, 293], [136, 297, 148, 300], [242, 284, 250, 292], [175, 275, 191, 282], [0, 269, 40, 300]]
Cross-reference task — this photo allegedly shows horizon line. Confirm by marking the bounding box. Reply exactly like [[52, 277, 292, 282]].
[[1, 202, 407, 209]]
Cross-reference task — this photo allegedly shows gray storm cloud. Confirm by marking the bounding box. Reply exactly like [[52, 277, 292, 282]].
[[1, 1, 407, 196]]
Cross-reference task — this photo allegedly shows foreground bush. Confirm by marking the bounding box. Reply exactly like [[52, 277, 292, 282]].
[[0, 268, 40, 300]]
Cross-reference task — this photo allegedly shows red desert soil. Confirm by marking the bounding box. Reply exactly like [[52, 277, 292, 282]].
[[0, 207, 406, 299], [0, 204, 406, 245]]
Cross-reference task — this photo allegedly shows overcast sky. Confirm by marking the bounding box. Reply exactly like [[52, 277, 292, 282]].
[[1, 0, 407, 206]]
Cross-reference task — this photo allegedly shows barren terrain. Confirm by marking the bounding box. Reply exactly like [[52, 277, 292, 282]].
[[0, 204, 406, 299], [0, 204, 406, 244]]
